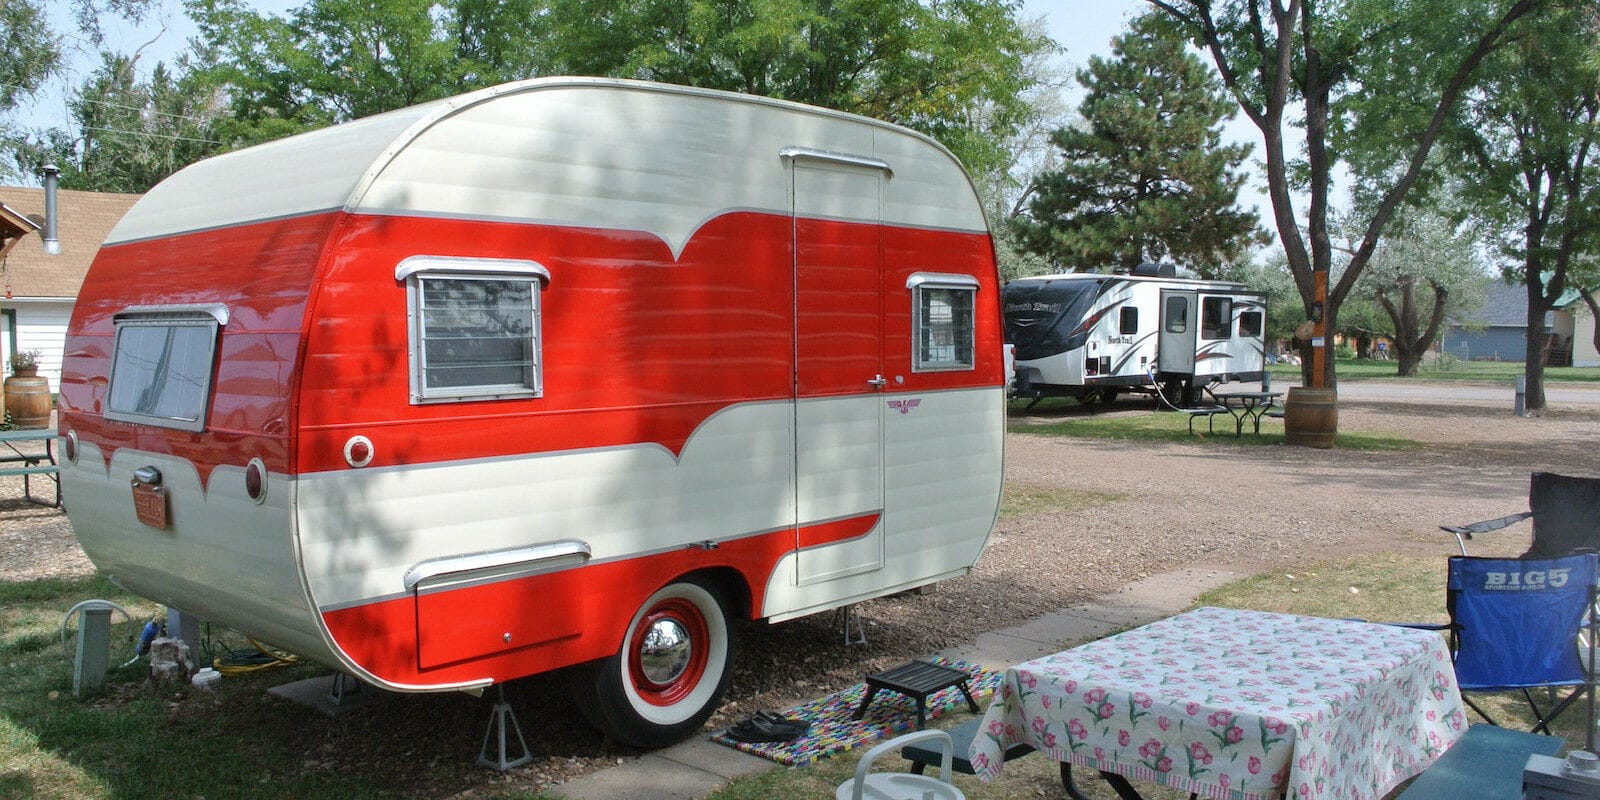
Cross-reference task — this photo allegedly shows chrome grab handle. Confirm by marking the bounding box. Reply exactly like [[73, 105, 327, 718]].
[[867, 375, 888, 388], [132, 466, 162, 486]]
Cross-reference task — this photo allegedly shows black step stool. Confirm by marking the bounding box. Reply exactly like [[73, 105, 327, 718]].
[[853, 660, 979, 729]]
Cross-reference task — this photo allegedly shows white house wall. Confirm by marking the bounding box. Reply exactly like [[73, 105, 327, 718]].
[[1576, 296, 1599, 367], [5, 299, 72, 387]]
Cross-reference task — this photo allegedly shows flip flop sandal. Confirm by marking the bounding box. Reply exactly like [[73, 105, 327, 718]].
[[727, 713, 811, 743]]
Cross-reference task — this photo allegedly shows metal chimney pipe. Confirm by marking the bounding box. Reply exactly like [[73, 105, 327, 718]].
[[42, 164, 60, 255]]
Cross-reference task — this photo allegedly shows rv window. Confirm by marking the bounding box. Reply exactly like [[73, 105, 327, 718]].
[[1201, 297, 1233, 340], [913, 286, 975, 371], [1119, 307, 1138, 335], [1238, 310, 1263, 338], [107, 313, 221, 431], [411, 274, 541, 402], [1163, 297, 1187, 333]]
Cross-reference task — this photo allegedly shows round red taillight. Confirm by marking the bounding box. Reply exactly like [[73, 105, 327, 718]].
[[245, 458, 267, 503]]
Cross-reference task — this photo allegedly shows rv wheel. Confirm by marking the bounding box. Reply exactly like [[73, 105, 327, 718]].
[[569, 578, 734, 748]]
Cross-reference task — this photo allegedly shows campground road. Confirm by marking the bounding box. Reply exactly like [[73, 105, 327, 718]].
[[1298, 379, 1600, 408]]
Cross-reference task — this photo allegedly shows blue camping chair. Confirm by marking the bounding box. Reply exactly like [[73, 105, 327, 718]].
[[1430, 553, 1599, 750]]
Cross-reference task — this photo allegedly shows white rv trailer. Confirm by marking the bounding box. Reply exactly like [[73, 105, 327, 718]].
[[59, 78, 1006, 748], [1005, 264, 1266, 404]]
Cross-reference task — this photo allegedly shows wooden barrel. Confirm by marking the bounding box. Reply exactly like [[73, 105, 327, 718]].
[[1284, 387, 1337, 448], [4, 374, 52, 429]]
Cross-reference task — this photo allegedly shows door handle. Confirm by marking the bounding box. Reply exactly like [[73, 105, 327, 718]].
[[867, 375, 888, 389]]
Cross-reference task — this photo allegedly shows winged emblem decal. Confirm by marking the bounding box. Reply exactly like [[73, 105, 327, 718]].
[[886, 399, 922, 415]]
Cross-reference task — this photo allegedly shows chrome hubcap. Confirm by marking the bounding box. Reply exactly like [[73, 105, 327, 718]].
[[639, 618, 693, 685]]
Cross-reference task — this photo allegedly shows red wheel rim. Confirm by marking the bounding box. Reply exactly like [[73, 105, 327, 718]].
[[627, 596, 711, 707]]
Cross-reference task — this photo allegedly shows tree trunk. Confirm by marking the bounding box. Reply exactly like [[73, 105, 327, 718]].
[[1525, 280, 1548, 410]]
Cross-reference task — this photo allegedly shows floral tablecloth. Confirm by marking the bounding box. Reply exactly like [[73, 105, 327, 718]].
[[971, 607, 1467, 800]]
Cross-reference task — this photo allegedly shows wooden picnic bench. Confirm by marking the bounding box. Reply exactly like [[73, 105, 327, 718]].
[[0, 429, 60, 507]]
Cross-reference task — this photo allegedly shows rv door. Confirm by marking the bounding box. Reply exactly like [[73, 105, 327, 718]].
[[790, 157, 887, 585], [1157, 290, 1198, 375]]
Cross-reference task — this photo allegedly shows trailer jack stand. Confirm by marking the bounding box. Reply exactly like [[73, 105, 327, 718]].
[[327, 672, 363, 706], [478, 685, 532, 771], [837, 605, 868, 646]]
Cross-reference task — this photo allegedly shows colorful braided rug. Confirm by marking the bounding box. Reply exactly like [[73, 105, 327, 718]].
[[709, 656, 1001, 766]]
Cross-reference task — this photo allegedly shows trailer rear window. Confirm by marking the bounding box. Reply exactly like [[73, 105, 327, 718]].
[[909, 274, 978, 372], [107, 306, 226, 431], [1201, 297, 1233, 340], [399, 256, 549, 403]]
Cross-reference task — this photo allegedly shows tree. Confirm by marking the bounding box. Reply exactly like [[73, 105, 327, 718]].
[[20, 52, 225, 193], [1148, 0, 1544, 406], [1438, 5, 1599, 408], [1015, 13, 1264, 276], [533, 0, 1051, 181], [1, 0, 161, 180], [1353, 209, 1490, 375]]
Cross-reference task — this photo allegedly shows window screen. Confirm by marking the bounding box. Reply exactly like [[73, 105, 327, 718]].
[[1238, 310, 1263, 338], [402, 257, 548, 403], [1119, 306, 1138, 335], [1201, 297, 1233, 340], [107, 312, 221, 431], [912, 281, 976, 371]]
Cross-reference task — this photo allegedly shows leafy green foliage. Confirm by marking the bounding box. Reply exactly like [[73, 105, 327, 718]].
[[18, 53, 225, 193], [1435, 4, 1600, 407], [533, 0, 1052, 180], [1015, 14, 1264, 276]]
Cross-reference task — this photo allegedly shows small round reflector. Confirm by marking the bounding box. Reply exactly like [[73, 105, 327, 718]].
[[245, 458, 267, 503], [343, 435, 374, 468], [63, 430, 78, 463]]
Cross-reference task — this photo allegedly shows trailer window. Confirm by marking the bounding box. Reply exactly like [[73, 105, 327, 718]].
[[1238, 310, 1263, 338], [107, 306, 226, 432], [1164, 296, 1188, 333], [1201, 297, 1233, 340], [1119, 307, 1138, 335], [909, 274, 978, 372], [400, 257, 549, 403]]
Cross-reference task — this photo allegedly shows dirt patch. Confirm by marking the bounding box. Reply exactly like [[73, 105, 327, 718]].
[[5, 387, 1596, 796]]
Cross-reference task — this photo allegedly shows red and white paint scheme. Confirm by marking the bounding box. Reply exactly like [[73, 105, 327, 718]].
[[60, 78, 1005, 746]]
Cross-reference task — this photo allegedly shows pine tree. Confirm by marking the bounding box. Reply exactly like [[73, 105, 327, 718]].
[[1014, 14, 1263, 276]]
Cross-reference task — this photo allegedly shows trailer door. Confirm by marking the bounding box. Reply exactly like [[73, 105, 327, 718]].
[[1158, 289, 1198, 375], [791, 157, 886, 585]]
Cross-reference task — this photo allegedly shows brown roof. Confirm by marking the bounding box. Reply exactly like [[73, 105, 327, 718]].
[[0, 187, 141, 298]]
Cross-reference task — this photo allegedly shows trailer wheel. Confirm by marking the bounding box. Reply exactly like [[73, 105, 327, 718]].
[[569, 578, 734, 748]]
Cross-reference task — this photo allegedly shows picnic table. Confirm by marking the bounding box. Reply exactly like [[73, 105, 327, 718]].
[[1208, 390, 1284, 437], [971, 606, 1467, 800], [0, 428, 60, 507]]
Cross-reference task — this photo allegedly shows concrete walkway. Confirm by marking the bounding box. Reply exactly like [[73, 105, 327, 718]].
[[547, 566, 1241, 800]]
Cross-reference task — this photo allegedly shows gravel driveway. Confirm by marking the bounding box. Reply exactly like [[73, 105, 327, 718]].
[[3, 383, 1597, 794]]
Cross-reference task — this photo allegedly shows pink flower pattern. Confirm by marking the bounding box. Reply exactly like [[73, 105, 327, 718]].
[[970, 607, 1466, 800]]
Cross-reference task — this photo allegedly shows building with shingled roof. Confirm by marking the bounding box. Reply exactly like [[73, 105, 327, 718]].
[[0, 187, 141, 388]]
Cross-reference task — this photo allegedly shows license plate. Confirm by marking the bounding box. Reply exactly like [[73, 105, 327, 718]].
[[132, 482, 168, 530]]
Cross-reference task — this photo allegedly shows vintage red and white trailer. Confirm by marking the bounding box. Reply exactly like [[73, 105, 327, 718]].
[[60, 78, 1005, 746]]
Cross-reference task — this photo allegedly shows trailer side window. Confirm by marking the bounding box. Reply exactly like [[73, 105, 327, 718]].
[[1238, 310, 1263, 338], [908, 273, 978, 372], [1119, 307, 1138, 335], [1201, 297, 1233, 340], [106, 305, 227, 432], [399, 257, 549, 404]]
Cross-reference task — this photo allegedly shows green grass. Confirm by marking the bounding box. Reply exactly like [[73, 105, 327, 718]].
[[0, 575, 398, 800], [1009, 410, 1417, 451], [1001, 484, 1124, 518], [1268, 358, 1600, 382]]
